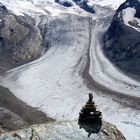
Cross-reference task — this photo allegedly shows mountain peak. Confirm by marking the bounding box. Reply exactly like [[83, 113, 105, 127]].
[[117, 0, 140, 31]]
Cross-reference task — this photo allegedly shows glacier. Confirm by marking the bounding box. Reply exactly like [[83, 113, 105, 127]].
[[0, 0, 140, 140]]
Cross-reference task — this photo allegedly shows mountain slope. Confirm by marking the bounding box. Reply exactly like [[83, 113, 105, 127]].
[[104, 0, 140, 80], [0, 3, 44, 74], [0, 85, 52, 132]]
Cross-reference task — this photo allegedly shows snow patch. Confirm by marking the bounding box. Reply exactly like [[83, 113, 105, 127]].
[[120, 7, 140, 31], [5, 1, 46, 16], [90, 0, 126, 10]]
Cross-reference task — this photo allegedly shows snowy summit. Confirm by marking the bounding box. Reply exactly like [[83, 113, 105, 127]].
[[117, 0, 140, 31]]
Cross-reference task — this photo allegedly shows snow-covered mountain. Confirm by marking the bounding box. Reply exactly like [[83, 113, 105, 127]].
[[55, 0, 95, 13], [104, 0, 140, 80], [0, 0, 140, 140], [117, 0, 140, 31]]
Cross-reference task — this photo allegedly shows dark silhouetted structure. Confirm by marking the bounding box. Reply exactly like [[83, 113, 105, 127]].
[[78, 93, 102, 137]]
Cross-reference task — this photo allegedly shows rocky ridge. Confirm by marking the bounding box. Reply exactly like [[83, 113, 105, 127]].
[[55, 0, 95, 13], [103, 0, 140, 80], [0, 85, 53, 134], [0, 3, 44, 74], [0, 121, 126, 140]]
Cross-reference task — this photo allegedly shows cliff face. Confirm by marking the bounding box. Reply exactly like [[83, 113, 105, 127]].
[[103, 0, 140, 80], [55, 0, 95, 13], [0, 85, 53, 134], [0, 3, 43, 73], [0, 121, 126, 140]]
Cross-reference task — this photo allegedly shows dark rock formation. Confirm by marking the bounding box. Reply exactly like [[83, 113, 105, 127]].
[[0, 85, 53, 133], [0, 3, 44, 74], [74, 0, 95, 13], [55, 0, 73, 7], [73, 0, 95, 14], [55, 0, 95, 13], [103, 0, 140, 80], [117, 0, 140, 18]]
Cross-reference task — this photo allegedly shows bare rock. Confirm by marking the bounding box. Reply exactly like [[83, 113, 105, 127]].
[[0, 5, 43, 73], [103, 0, 140, 80], [0, 121, 126, 140], [102, 121, 126, 140]]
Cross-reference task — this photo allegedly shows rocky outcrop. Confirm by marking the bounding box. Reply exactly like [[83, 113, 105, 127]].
[[0, 121, 126, 140], [0, 3, 44, 73], [55, 0, 95, 13], [0, 85, 53, 133], [55, 0, 73, 7], [102, 121, 126, 140], [73, 0, 95, 13], [103, 0, 140, 80]]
